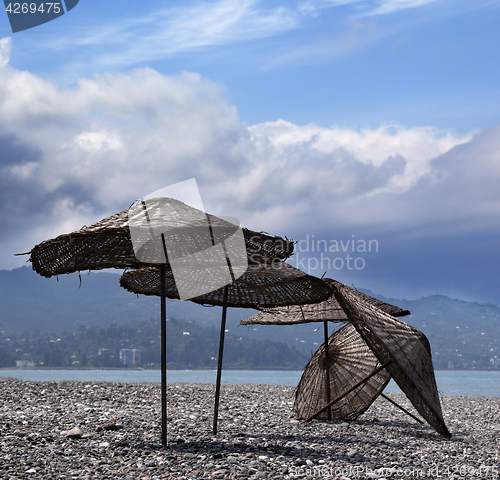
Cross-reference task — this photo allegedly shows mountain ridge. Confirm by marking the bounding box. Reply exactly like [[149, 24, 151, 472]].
[[1, 267, 498, 369]]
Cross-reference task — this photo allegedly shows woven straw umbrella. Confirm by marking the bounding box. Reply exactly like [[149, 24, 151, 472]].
[[240, 278, 409, 326], [28, 197, 293, 277], [294, 322, 391, 421], [295, 323, 424, 424], [120, 261, 332, 434], [307, 283, 451, 438], [119, 262, 331, 308], [24, 197, 296, 444], [240, 278, 409, 419]]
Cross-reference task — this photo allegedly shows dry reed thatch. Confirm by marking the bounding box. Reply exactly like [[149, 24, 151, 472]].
[[332, 283, 451, 438], [119, 262, 333, 309], [27, 198, 294, 278], [295, 322, 391, 420], [239, 278, 409, 326]]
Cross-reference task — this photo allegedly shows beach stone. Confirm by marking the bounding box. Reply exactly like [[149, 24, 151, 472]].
[[66, 427, 82, 439], [0, 378, 498, 480], [103, 423, 124, 431]]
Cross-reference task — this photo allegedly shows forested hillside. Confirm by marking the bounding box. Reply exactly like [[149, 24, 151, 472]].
[[0, 317, 310, 369], [1, 268, 499, 370]]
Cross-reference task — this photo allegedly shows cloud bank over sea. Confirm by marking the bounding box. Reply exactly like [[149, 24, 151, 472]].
[[0, 42, 498, 302]]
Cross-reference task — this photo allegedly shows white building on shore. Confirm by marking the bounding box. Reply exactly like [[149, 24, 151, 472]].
[[16, 359, 37, 368], [119, 348, 142, 365]]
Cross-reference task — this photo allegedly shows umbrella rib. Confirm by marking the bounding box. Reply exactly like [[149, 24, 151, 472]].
[[306, 360, 393, 422]]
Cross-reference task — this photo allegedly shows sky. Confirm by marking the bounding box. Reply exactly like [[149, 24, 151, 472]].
[[0, 0, 499, 304]]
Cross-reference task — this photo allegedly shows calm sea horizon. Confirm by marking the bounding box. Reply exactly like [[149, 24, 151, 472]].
[[1, 369, 499, 397]]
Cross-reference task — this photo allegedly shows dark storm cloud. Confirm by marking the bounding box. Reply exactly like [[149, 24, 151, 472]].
[[0, 131, 44, 222], [281, 125, 500, 304]]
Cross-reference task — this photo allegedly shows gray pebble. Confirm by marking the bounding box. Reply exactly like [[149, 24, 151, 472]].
[[66, 427, 83, 439], [0, 378, 497, 479]]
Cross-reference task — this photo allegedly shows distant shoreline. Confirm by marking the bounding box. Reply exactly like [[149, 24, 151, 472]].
[[2, 369, 499, 396], [0, 366, 302, 371], [2, 367, 500, 372]]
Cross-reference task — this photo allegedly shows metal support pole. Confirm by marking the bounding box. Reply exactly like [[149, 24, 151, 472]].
[[213, 284, 229, 434], [380, 393, 424, 424], [323, 321, 332, 420], [306, 359, 393, 422], [160, 263, 167, 446]]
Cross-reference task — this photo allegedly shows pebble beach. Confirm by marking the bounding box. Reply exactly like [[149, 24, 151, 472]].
[[1, 377, 498, 479]]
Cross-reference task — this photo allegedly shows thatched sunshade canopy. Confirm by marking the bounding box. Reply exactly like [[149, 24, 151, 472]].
[[28, 197, 294, 278], [25, 196, 296, 443], [239, 278, 409, 326], [119, 262, 333, 309], [295, 322, 391, 421], [297, 324, 424, 425], [331, 283, 451, 438], [120, 261, 332, 435], [240, 277, 408, 423]]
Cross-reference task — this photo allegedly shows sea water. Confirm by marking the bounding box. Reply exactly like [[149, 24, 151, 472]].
[[0, 369, 499, 397]]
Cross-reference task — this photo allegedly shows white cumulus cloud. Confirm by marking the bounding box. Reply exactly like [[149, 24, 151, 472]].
[[0, 37, 11, 68], [0, 60, 497, 271]]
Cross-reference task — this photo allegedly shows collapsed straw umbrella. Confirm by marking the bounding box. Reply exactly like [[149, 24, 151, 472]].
[[295, 323, 424, 424], [24, 197, 297, 444], [240, 278, 409, 419], [307, 282, 451, 438], [294, 322, 391, 421], [119, 261, 333, 434]]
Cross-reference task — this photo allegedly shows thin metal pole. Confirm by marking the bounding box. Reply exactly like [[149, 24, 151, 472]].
[[380, 393, 424, 424], [306, 359, 393, 422], [323, 321, 331, 421], [160, 263, 167, 446], [213, 284, 229, 434]]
